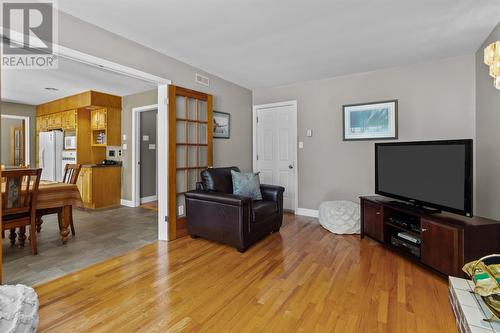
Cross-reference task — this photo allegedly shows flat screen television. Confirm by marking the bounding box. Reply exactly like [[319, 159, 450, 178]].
[[375, 139, 473, 217]]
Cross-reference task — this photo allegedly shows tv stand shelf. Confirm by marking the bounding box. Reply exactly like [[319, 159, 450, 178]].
[[360, 196, 500, 277]]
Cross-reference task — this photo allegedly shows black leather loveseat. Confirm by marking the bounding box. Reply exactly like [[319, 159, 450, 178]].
[[184, 167, 285, 252]]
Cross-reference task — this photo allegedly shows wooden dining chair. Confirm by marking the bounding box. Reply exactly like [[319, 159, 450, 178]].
[[1, 168, 42, 255], [36, 164, 81, 235]]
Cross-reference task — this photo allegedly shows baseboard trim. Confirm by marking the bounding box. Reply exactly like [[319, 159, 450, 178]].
[[140, 195, 157, 204], [295, 208, 319, 218], [120, 199, 135, 207]]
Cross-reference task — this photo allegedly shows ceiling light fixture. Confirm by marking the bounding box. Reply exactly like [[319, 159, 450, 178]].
[[44, 87, 59, 91], [484, 41, 500, 90]]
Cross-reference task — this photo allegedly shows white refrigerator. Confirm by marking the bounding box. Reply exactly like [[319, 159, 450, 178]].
[[39, 131, 64, 181]]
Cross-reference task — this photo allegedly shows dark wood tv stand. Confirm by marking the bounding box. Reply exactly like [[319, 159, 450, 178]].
[[360, 196, 500, 277]]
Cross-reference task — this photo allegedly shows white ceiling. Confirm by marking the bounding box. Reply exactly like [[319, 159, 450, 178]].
[[57, 0, 500, 89], [1, 56, 155, 105]]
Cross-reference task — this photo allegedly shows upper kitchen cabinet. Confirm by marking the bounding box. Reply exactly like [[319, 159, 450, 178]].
[[90, 107, 121, 146], [36, 91, 121, 116], [61, 110, 77, 131]]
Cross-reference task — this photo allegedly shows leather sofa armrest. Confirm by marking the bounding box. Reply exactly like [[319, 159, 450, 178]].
[[185, 190, 252, 207], [260, 184, 285, 202]]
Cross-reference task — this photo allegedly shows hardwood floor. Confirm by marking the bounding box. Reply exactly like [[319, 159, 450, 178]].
[[35, 214, 457, 332]]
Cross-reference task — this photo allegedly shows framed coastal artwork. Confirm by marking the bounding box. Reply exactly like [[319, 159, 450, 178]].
[[342, 100, 398, 141], [213, 111, 230, 139]]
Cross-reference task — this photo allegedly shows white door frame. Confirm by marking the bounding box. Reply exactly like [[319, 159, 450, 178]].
[[132, 104, 158, 207], [1, 114, 30, 166], [3, 29, 171, 240], [252, 100, 298, 213]]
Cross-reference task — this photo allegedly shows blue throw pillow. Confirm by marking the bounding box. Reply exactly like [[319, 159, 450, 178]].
[[231, 170, 263, 200]]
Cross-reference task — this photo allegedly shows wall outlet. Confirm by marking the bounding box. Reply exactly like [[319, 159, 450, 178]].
[[178, 205, 185, 216], [298, 141, 304, 149]]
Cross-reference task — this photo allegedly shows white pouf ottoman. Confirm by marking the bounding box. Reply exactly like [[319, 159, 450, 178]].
[[0, 285, 39, 333], [318, 200, 360, 234]]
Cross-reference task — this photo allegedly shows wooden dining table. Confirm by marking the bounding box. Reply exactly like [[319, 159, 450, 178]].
[[2, 180, 82, 244]]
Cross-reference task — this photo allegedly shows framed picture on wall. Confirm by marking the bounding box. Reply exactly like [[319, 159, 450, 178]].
[[213, 111, 230, 139], [342, 100, 398, 141]]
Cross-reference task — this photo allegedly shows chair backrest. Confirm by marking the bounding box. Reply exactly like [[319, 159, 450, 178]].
[[62, 164, 81, 184], [200, 166, 240, 193], [1, 168, 42, 216]]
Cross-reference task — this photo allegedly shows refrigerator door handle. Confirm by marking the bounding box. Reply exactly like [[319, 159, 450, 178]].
[[41, 149, 45, 169]]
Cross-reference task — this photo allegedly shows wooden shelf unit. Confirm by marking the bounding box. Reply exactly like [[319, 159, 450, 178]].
[[360, 196, 500, 277]]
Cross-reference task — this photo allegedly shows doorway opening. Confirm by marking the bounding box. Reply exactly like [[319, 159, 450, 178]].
[[1, 114, 30, 167], [1, 33, 171, 285], [132, 104, 158, 210]]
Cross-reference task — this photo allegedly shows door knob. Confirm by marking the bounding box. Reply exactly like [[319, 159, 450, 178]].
[[288, 164, 293, 169]]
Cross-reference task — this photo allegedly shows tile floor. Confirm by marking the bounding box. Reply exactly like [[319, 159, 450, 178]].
[[2, 206, 157, 286]]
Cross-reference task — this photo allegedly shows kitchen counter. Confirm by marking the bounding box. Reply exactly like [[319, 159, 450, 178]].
[[77, 165, 121, 209], [81, 163, 122, 168]]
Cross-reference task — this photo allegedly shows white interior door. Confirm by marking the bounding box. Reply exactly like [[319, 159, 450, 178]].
[[254, 101, 297, 211]]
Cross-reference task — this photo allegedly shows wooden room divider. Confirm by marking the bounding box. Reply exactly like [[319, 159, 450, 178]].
[[168, 85, 213, 240]]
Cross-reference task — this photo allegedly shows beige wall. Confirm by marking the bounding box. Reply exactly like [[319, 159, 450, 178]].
[[56, 11, 253, 202], [475, 21, 500, 220], [253, 55, 476, 210], [0, 101, 37, 166]]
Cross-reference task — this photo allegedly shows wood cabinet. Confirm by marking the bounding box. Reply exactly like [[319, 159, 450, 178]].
[[91, 109, 107, 130], [360, 196, 500, 277], [421, 219, 460, 276], [47, 113, 62, 130], [363, 201, 384, 242], [77, 167, 93, 206], [61, 110, 77, 130], [76, 166, 121, 209], [90, 108, 120, 146]]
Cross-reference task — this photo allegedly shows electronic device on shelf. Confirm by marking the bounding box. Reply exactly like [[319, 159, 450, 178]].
[[390, 236, 420, 257], [388, 215, 421, 233], [375, 139, 473, 217], [397, 232, 421, 244]]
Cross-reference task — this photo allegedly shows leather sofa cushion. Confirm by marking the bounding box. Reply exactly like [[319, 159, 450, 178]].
[[201, 167, 240, 194], [252, 201, 278, 222]]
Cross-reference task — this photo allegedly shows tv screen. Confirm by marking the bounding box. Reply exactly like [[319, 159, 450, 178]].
[[375, 140, 473, 216]]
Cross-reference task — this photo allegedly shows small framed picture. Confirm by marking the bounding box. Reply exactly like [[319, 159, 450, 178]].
[[213, 111, 230, 139], [342, 100, 398, 141]]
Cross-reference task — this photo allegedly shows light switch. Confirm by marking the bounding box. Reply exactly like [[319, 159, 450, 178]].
[[123, 134, 127, 141], [149, 144, 156, 150], [142, 135, 149, 141], [122, 143, 128, 150], [306, 129, 313, 137], [298, 141, 304, 149]]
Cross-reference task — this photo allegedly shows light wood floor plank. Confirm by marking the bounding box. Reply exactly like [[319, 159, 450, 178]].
[[36, 214, 457, 332]]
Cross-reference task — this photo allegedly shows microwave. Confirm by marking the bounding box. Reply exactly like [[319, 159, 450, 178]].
[[64, 136, 77, 149]]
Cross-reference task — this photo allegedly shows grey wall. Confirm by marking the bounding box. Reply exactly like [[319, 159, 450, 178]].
[[475, 21, 500, 220], [56, 11, 253, 202], [140, 110, 157, 198], [0, 102, 37, 166], [253, 55, 475, 210]]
